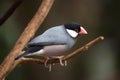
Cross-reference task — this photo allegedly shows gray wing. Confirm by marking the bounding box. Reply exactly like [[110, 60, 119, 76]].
[[28, 26, 68, 46]]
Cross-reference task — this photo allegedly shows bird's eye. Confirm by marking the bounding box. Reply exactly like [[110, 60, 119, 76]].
[[75, 29, 79, 33]]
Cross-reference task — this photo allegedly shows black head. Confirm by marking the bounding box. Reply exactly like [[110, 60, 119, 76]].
[[64, 22, 81, 33], [64, 22, 87, 38]]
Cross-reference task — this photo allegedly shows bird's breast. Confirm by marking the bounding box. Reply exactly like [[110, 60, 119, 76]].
[[43, 45, 68, 56]]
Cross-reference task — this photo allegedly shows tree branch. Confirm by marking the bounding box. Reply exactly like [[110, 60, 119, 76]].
[[0, 0, 23, 25], [16, 36, 104, 64], [0, 0, 55, 79], [63, 36, 104, 60]]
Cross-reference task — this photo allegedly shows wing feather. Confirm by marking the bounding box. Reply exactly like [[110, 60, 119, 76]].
[[28, 26, 68, 46]]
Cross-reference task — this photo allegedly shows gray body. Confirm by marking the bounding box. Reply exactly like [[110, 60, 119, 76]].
[[28, 25, 75, 56], [15, 25, 76, 60], [29, 25, 75, 48]]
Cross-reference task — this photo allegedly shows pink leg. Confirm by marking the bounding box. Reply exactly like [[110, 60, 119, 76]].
[[44, 57, 49, 67], [51, 56, 67, 66], [44, 57, 53, 71]]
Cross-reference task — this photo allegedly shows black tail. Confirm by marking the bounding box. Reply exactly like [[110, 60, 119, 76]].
[[15, 51, 28, 60]]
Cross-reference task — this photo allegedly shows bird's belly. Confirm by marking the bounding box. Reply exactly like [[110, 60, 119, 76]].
[[43, 45, 68, 56]]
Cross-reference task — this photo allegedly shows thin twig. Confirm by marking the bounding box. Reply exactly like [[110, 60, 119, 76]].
[[0, 0, 23, 25], [0, 0, 55, 79], [63, 36, 104, 60], [17, 36, 104, 64]]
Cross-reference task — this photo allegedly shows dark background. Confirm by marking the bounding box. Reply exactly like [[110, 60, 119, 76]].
[[0, 0, 120, 80]]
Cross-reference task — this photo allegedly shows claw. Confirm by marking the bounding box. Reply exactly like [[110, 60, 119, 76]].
[[64, 60, 67, 66], [44, 57, 53, 71], [59, 57, 64, 66], [52, 56, 67, 66], [59, 59, 67, 66], [44, 56, 68, 71], [44, 57, 49, 67], [48, 64, 52, 72]]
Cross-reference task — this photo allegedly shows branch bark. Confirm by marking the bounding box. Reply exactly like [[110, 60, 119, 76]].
[[0, 0, 55, 79], [17, 36, 104, 65]]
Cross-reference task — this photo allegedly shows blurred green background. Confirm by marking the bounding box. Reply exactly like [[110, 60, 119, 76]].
[[0, 0, 120, 80]]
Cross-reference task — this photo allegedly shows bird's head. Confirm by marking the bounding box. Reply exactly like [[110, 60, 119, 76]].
[[64, 22, 88, 38]]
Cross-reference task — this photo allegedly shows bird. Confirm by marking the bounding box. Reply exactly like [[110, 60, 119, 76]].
[[15, 22, 87, 71]]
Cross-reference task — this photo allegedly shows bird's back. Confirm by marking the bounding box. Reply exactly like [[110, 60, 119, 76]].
[[29, 25, 75, 49]]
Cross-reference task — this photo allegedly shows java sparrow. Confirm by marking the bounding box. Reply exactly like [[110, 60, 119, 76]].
[[15, 22, 87, 70]]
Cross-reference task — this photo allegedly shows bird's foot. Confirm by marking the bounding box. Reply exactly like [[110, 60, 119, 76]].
[[47, 64, 52, 71], [44, 56, 67, 71], [52, 56, 67, 66], [64, 60, 67, 66], [44, 57, 49, 67], [44, 57, 54, 71], [59, 56, 67, 66]]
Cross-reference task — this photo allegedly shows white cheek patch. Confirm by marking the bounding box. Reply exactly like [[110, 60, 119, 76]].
[[66, 29, 78, 38]]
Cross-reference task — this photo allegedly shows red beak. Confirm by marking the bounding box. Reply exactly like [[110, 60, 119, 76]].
[[79, 26, 88, 34]]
